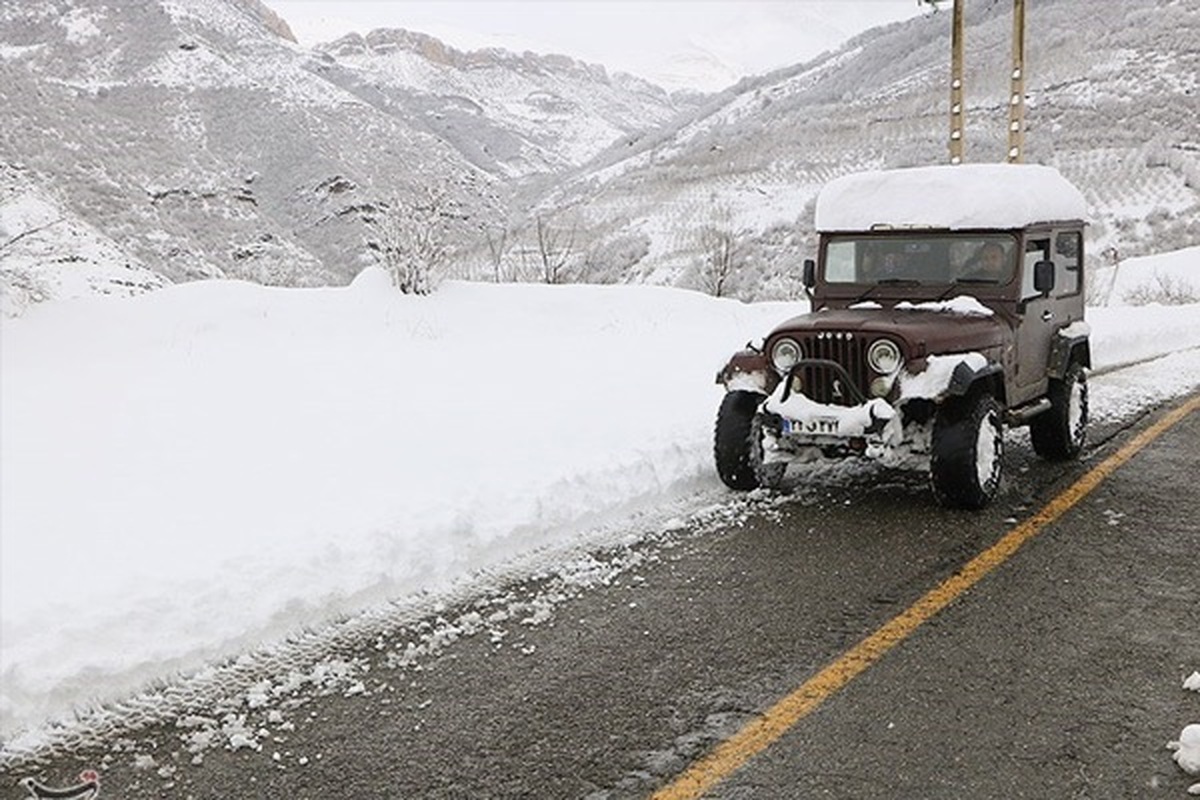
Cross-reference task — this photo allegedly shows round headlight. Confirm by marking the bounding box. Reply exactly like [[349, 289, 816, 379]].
[[771, 338, 801, 373], [867, 339, 902, 374]]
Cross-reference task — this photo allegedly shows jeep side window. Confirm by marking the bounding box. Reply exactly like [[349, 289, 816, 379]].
[[1021, 238, 1051, 300], [1053, 231, 1082, 296]]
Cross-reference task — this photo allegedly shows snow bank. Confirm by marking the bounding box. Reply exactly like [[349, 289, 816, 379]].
[[0, 271, 795, 739], [1091, 245, 1200, 307], [1087, 305, 1200, 371]]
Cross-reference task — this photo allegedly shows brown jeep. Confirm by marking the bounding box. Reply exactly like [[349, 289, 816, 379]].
[[714, 164, 1091, 509]]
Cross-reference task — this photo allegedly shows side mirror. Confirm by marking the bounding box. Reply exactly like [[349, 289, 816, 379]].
[[802, 258, 816, 288], [1033, 260, 1055, 295]]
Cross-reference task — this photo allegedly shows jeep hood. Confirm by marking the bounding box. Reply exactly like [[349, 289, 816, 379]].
[[768, 306, 1009, 355]]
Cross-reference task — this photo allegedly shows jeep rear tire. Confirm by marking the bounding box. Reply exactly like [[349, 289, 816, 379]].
[[1030, 361, 1088, 460], [715, 391, 764, 490], [930, 393, 1004, 509]]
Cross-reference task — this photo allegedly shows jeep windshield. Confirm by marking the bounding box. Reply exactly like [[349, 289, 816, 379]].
[[823, 233, 1018, 286]]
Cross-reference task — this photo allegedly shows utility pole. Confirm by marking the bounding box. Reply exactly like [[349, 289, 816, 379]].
[[946, 0, 1027, 164], [1007, 0, 1027, 162], [948, 0, 965, 164]]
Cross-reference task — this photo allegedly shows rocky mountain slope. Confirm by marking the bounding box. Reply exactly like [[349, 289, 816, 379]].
[[0, 163, 167, 316], [0, 0, 499, 297], [0, 0, 697, 307]]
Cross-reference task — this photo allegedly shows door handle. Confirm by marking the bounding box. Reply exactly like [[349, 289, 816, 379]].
[[1042, 310, 1054, 321]]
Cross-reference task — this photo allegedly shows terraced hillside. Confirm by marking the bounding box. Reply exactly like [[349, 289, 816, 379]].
[[513, 0, 1199, 299]]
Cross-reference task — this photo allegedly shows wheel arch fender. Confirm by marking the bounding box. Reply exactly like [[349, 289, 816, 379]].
[[717, 348, 781, 395], [1049, 332, 1091, 379], [946, 360, 1006, 405]]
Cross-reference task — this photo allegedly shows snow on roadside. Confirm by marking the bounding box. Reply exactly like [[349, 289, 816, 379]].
[[1171, 724, 1200, 789], [0, 269, 796, 746], [1180, 671, 1200, 795], [2, 254, 1199, 757], [1091, 246, 1200, 307], [1088, 304, 1200, 373], [1088, 348, 1200, 422]]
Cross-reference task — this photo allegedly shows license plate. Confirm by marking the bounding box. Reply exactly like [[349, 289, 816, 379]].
[[783, 417, 840, 435], [807, 416, 840, 434]]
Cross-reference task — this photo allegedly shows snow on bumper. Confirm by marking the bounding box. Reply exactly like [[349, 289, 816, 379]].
[[761, 352, 990, 448], [764, 388, 900, 443]]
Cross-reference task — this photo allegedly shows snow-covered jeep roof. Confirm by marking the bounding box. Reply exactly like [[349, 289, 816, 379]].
[[814, 164, 1088, 233]]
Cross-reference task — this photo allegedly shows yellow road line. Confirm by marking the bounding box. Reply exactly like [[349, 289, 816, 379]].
[[653, 393, 1200, 800]]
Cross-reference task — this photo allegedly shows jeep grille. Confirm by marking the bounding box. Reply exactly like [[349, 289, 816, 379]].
[[799, 333, 869, 406]]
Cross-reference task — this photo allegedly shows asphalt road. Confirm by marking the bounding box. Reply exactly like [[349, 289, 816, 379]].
[[9, 394, 1198, 800]]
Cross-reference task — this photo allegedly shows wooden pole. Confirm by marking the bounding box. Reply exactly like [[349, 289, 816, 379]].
[[1007, 0, 1027, 162], [948, 0, 965, 164]]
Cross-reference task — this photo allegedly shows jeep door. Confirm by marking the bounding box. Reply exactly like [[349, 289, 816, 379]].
[[1014, 230, 1085, 404]]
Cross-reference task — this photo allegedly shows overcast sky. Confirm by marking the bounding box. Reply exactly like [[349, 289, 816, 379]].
[[267, 1, 931, 92]]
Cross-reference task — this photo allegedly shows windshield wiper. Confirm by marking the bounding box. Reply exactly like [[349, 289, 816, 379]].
[[850, 285, 878, 305], [851, 278, 920, 306], [934, 277, 998, 302]]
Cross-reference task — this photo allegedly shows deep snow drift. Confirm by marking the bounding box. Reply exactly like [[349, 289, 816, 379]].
[[2, 255, 1199, 749]]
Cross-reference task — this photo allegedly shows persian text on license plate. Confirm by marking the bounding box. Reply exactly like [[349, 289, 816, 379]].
[[783, 417, 840, 435]]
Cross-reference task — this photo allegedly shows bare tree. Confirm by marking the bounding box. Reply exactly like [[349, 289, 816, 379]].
[[534, 214, 577, 284], [695, 214, 746, 298], [484, 225, 509, 283], [367, 185, 457, 295]]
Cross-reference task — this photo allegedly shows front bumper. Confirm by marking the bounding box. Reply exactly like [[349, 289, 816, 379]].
[[762, 387, 900, 449]]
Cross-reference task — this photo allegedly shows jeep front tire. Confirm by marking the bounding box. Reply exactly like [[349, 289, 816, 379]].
[[749, 412, 787, 490], [1030, 361, 1088, 460], [930, 393, 1004, 509], [714, 391, 764, 490]]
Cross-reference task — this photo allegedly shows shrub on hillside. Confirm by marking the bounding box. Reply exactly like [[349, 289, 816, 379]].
[[1123, 272, 1199, 306]]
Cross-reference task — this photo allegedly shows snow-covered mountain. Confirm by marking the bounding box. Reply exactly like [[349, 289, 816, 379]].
[[2, 0, 1197, 310], [315, 28, 692, 177], [0, 0, 505, 294], [519, 0, 1200, 298], [0, 0, 699, 306]]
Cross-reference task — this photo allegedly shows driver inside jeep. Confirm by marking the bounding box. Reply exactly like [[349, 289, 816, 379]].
[[962, 241, 1011, 282]]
